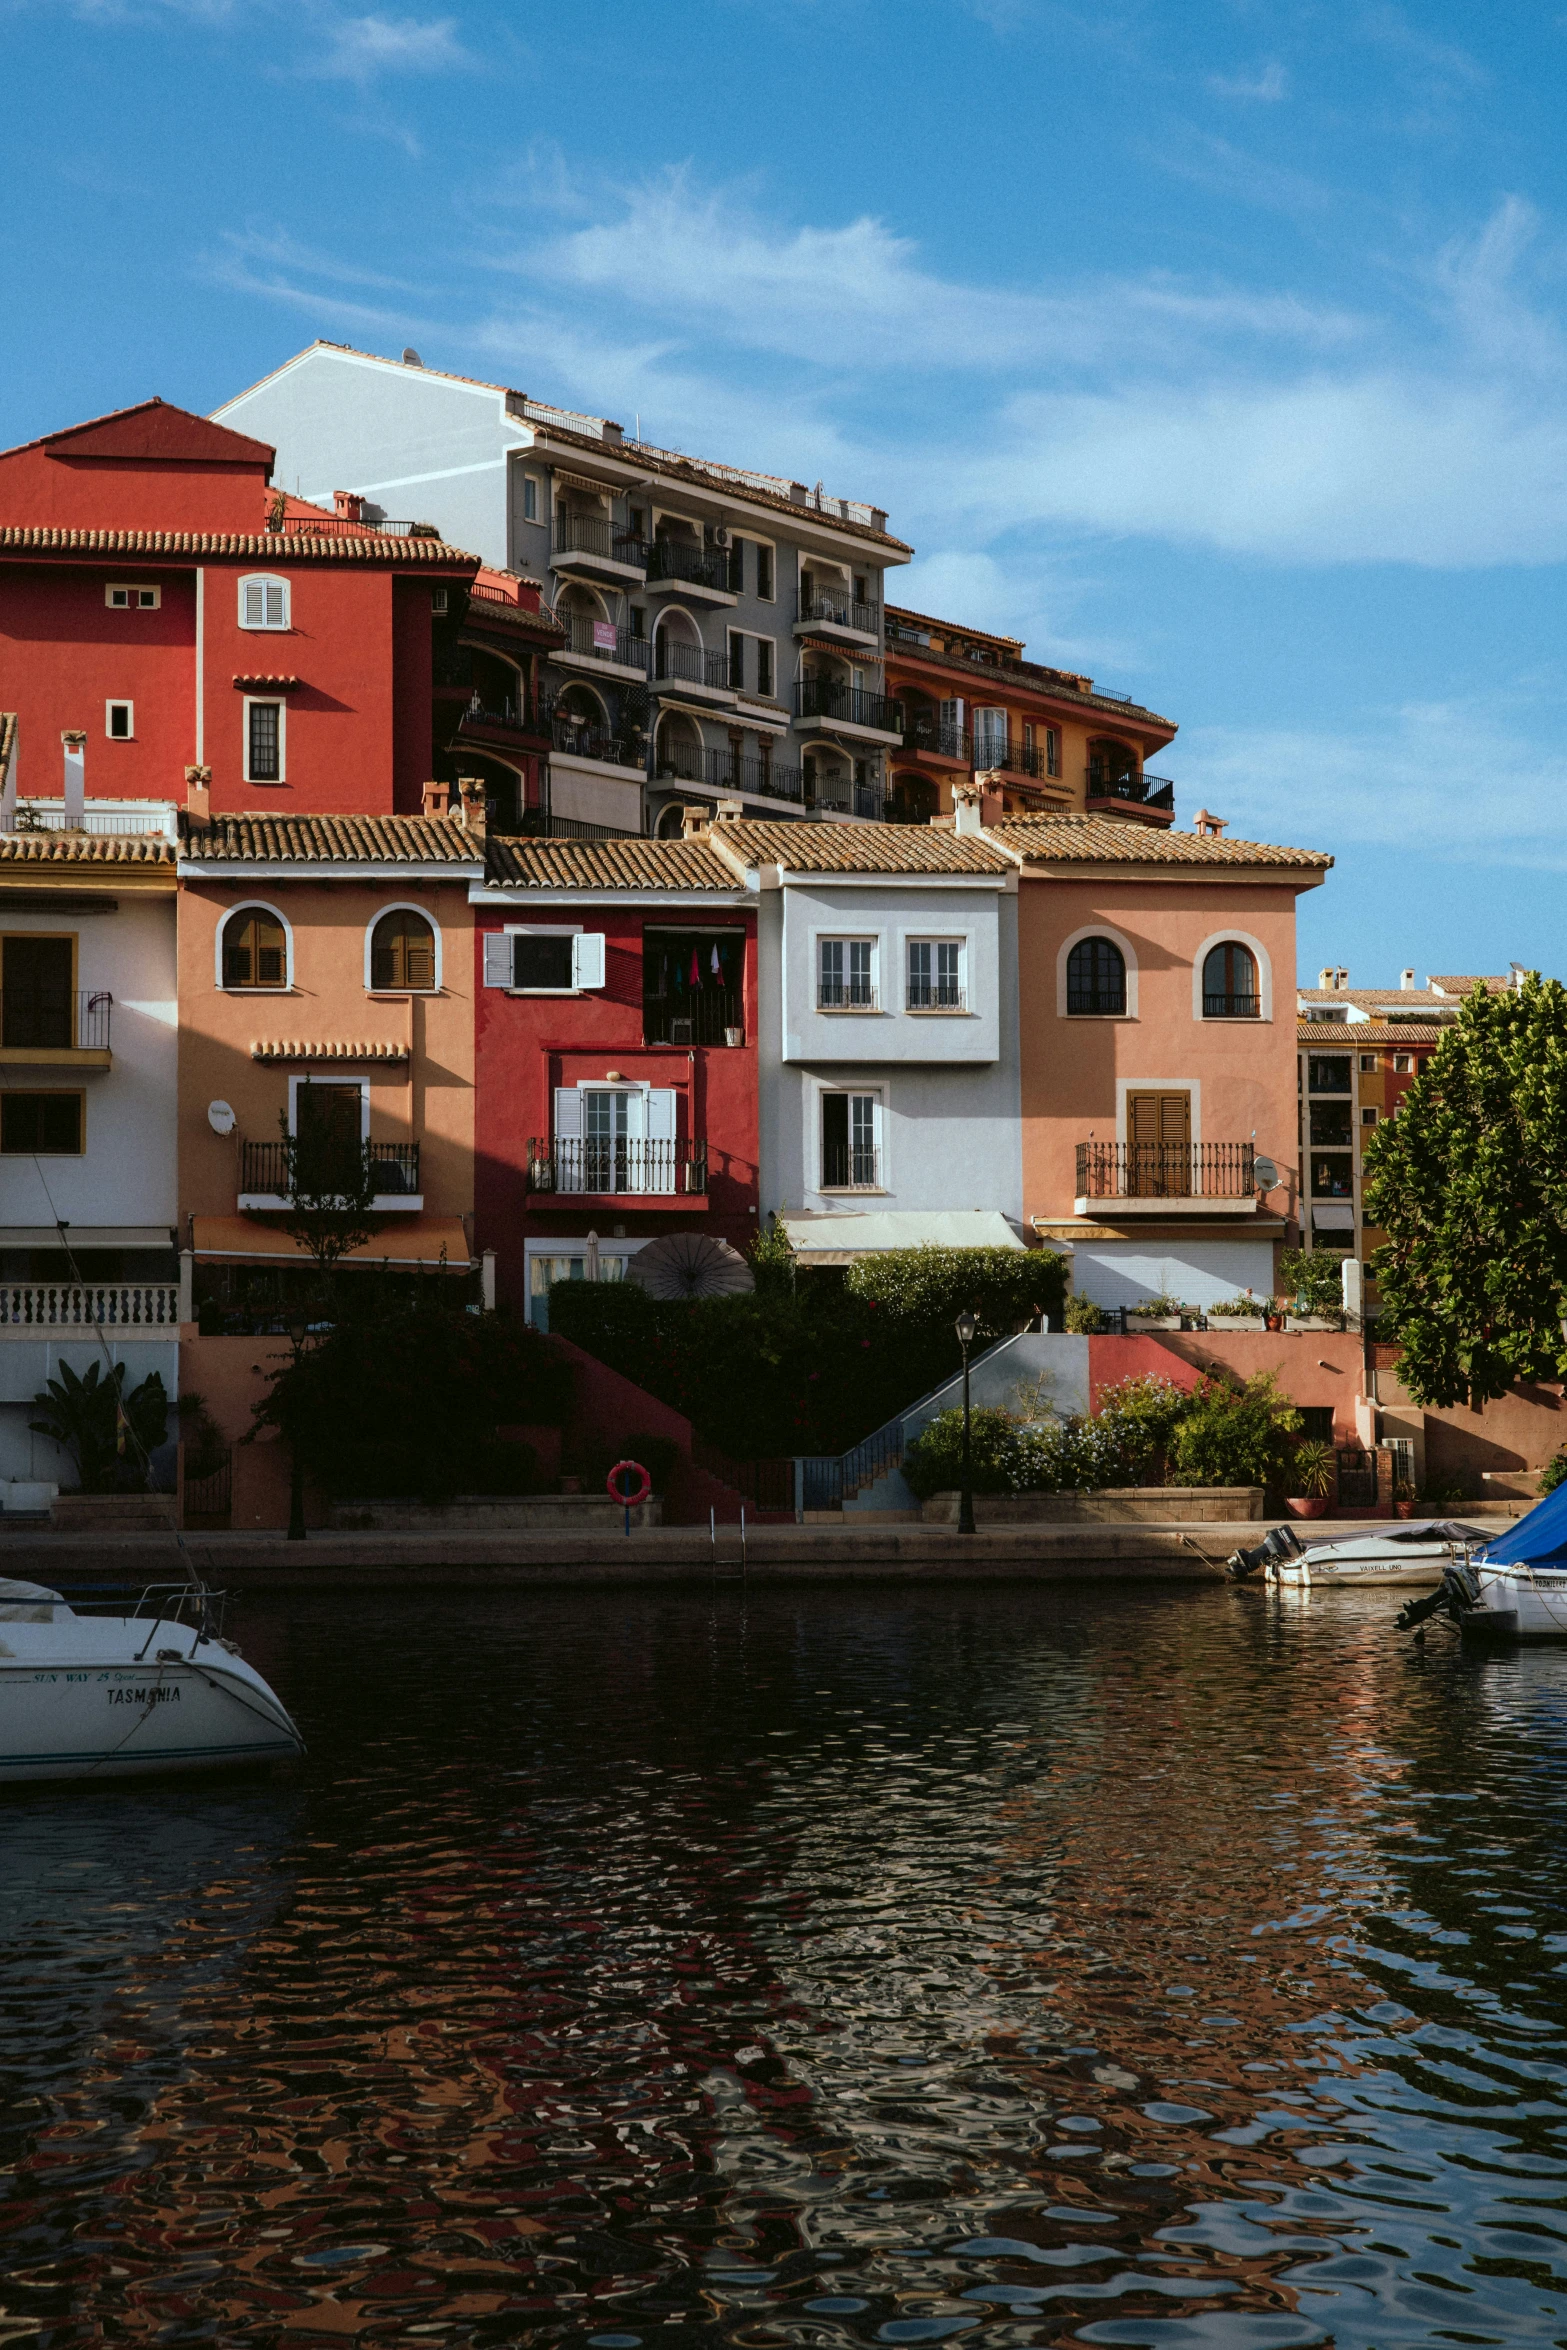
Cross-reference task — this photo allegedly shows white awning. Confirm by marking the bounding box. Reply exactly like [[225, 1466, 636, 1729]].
[[1311, 1202, 1356, 1231], [779, 1209, 1026, 1266]]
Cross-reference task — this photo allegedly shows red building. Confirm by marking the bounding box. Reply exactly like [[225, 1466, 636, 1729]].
[[0, 398, 572, 822], [473, 835, 758, 1320]]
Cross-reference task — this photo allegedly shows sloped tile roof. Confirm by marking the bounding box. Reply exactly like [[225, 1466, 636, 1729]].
[[484, 836, 740, 890], [0, 527, 477, 565], [1297, 1020, 1450, 1045], [181, 812, 482, 864], [1428, 973, 1513, 995], [985, 815, 1332, 868], [251, 1039, 410, 1063], [0, 830, 175, 867], [711, 819, 1012, 874]]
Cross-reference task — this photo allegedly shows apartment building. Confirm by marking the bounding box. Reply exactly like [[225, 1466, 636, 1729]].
[[213, 343, 915, 843], [1295, 968, 1524, 1267], [884, 605, 1178, 828]]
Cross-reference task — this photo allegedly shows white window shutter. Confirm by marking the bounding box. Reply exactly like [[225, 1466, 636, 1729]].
[[572, 932, 606, 989], [645, 1088, 677, 1194], [482, 932, 514, 988], [243, 580, 264, 627], [554, 1085, 583, 1192], [265, 582, 287, 628]]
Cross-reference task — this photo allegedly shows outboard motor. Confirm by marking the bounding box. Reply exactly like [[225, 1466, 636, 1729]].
[[1396, 1557, 1480, 1634], [1227, 1524, 1304, 1581]]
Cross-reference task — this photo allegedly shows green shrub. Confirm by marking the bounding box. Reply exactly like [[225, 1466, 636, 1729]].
[[1168, 1373, 1301, 1488], [31, 1362, 170, 1493], [748, 1217, 796, 1297], [1206, 1294, 1273, 1321], [844, 1244, 1067, 1335], [1094, 1376, 1191, 1482], [902, 1407, 1028, 1499], [1288, 1437, 1336, 1498], [1064, 1292, 1109, 1333], [1277, 1249, 1345, 1318], [1539, 1450, 1567, 1496]]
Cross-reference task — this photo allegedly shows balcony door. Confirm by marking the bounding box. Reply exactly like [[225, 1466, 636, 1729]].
[[3, 935, 73, 1050], [555, 1084, 677, 1194], [1127, 1090, 1191, 1197], [294, 1081, 366, 1194]]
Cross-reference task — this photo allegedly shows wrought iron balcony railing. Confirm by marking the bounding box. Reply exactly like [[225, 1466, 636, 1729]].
[[704, 750, 803, 802], [526, 1138, 707, 1196], [1087, 768, 1176, 811], [644, 986, 742, 1048], [799, 590, 880, 636], [822, 1144, 881, 1190], [1075, 1141, 1257, 1200], [550, 717, 640, 766], [901, 717, 970, 762], [559, 615, 652, 672], [655, 639, 729, 691], [797, 676, 901, 732], [646, 540, 732, 592], [0, 991, 112, 1052], [240, 1139, 422, 1198], [553, 513, 649, 570], [1204, 992, 1261, 1019]]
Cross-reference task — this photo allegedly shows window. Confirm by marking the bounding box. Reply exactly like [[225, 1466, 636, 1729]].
[[729, 634, 745, 691], [1202, 940, 1260, 1018], [907, 939, 963, 1010], [756, 542, 774, 601], [1394, 1052, 1413, 1073], [822, 1092, 879, 1189], [1362, 1106, 1379, 1125], [485, 931, 605, 992], [239, 575, 290, 630], [972, 707, 1008, 770], [1045, 727, 1060, 778], [819, 937, 874, 1009], [106, 584, 159, 610], [515, 935, 573, 990], [0, 1091, 82, 1155], [756, 637, 774, 698], [431, 587, 449, 616], [370, 910, 436, 991], [1066, 935, 1126, 1016], [106, 700, 133, 741], [246, 699, 283, 783], [1023, 721, 1036, 758], [1310, 1103, 1352, 1147], [1311, 1154, 1354, 1198], [552, 1084, 677, 1195], [643, 928, 743, 1045], [1309, 1055, 1352, 1092], [1359, 1053, 1377, 1073], [222, 908, 287, 989], [2, 935, 73, 1048], [521, 474, 539, 523]]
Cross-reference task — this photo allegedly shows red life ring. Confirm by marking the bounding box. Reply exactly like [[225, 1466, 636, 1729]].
[[607, 1458, 652, 1508]]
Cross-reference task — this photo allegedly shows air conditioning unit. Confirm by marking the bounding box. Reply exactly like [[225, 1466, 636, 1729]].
[[712, 526, 732, 549]]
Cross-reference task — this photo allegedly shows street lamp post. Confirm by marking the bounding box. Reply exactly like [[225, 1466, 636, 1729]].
[[286, 1312, 309, 1543], [955, 1308, 978, 1535]]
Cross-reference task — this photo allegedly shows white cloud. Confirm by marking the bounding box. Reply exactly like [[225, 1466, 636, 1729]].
[[1207, 60, 1289, 101], [310, 12, 469, 79]]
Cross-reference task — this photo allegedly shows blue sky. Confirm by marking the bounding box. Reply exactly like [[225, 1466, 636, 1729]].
[[2, 0, 1562, 986]]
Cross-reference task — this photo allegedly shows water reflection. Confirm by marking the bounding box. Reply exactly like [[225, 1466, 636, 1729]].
[[2, 1587, 1567, 2345]]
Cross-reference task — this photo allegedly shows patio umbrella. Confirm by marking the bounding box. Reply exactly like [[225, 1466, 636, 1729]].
[[626, 1233, 754, 1301], [585, 1229, 601, 1282]]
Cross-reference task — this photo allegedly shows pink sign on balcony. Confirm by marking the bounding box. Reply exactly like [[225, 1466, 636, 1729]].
[[592, 621, 618, 652]]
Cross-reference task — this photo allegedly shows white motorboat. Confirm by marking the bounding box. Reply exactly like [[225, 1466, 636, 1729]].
[[1228, 1518, 1491, 1589], [0, 1578, 304, 1784], [1397, 1484, 1567, 1642]]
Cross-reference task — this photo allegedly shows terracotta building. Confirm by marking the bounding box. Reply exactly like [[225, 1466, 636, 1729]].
[[883, 605, 1178, 829]]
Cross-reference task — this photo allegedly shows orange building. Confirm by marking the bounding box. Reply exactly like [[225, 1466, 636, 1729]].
[[883, 605, 1177, 827], [984, 811, 1332, 1312]]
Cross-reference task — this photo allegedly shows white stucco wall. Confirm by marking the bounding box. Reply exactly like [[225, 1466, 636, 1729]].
[[1070, 1236, 1277, 1310], [0, 894, 177, 1232]]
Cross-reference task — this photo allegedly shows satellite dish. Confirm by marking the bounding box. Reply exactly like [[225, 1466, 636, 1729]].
[[1252, 1154, 1280, 1192], [401, 347, 423, 367], [625, 1234, 754, 1301], [207, 1100, 236, 1137]]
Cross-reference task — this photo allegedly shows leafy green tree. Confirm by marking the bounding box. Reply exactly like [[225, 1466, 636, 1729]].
[[1168, 1372, 1301, 1487], [31, 1361, 170, 1492], [1364, 973, 1567, 1405], [1276, 1247, 1344, 1318]]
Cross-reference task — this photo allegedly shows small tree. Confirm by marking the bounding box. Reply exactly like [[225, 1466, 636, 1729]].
[[1365, 974, 1567, 1405], [31, 1361, 170, 1493], [273, 1103, 382, 1303]]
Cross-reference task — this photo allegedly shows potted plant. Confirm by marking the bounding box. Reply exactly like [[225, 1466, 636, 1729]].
[[1285, 1436, 1335, 1518], [1393, 1476, 1417, 1519], [1207, 1293, 1270, 1332], [1127, 1290, 1187, 1331]]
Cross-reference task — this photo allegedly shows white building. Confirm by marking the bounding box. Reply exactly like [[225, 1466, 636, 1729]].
[[701, 814, 1025, 1256], [0, 766, 180, 1489]]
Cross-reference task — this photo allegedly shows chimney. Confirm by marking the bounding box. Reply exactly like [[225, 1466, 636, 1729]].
[[1192, 808, 1227, 838], [1337, 966, 1349, 989], [952, 779, 986, 837], [421, 779, 450, 819], [333, 490, 364, 523], [1400, 968, 1415, 989], [61, 730, 86, 829], [455, 776, 487, 839], [680, 803, 713, 840], [715, 796, 743, 822], [1512, 961, 1529, 992], [1318, 968, 1335, 989], [184, 763, 211, 829]]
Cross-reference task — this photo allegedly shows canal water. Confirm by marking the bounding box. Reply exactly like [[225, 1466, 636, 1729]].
[[4, 1585, 1567, 2348]]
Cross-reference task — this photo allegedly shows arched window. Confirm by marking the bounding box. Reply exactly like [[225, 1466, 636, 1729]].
[[238, 574, 290, 631], [1066, 935, 1126, 1015], [1203, 941, 1260, 1017], [222, 907, 287, 989], [370, 910, 436, 992]]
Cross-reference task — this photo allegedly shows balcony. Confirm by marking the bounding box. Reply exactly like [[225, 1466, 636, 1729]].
[[1074, 1141, 1262, 1217], [550, 714, 643, 773], [795, 677, 903, 741], [551, 513, 648, 581], [526, 1137, 708, 1198], [899, 716, 970, 767], [0, 990, 112, 1068], [555, 615, 653, 681], [644, 985, 743, 1048], [517, 809, 642, 844], [704, 750, 803, 804], [655, 638, 731, 695], [796, 589, 880, 644], [807, 778, 888, 821], [238, 1138, 422, 1211], [975, 738, 1056, 784], [644, 540, 737, 601], [0, 1282, 178, 1328], [456, 695, 546, 750], [1085, 768, 1176, 825]]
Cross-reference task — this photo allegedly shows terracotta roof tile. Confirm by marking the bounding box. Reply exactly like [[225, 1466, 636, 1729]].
[[711, 819, 1011, 875], [0, 527, 477, 566], [181, 812, 482, 864], [1428, 973, 1513, 995], [985, 815, 1331, 868], [0, 829, 175, 866], [484, 836, 740, 890], [1296, 1020, 1449, 1045], [250, 1039, 410, 1063]]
